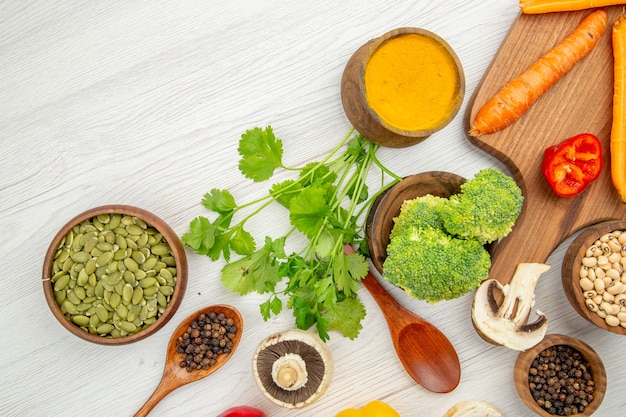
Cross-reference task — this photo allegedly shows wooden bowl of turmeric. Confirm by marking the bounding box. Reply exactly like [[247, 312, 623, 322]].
[[341, 27, 465, 148]]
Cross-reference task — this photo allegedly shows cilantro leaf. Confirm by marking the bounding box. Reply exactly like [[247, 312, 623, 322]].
[[323, 297, 365, 340], [238, 126, 283, 182], [332, 251, 369, 296], [181, 216, 216, 255], [269, 180, 299, 208], [289, 186, 330, 238], [229, 227, 255, 256], [221, 244, 281, 295], [260, 295, 283, 321], [202, 189, 237, 214]]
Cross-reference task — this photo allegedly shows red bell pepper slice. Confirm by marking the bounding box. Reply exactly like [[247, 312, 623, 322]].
[[542, 133, 602, 197]]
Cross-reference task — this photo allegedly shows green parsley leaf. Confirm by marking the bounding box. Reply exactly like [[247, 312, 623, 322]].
[[238, 126, 283, 182]]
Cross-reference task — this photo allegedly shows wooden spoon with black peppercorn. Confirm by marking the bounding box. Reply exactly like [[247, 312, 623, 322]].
[[134, 304, 243, 417]]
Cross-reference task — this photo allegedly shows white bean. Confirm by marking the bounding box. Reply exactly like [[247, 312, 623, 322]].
[[579, 277, 594, 291], [605, 314, 620, 327]]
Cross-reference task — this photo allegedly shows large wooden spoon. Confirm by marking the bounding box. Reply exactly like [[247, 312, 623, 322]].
[[345, 245, 461, 393], [134, 304, 243, 417]]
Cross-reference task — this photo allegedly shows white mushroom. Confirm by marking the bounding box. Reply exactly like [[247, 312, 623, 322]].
[[472, 263, 551, 351], [252, 329, 333, 409]]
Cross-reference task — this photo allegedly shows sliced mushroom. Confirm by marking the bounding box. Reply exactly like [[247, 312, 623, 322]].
[[472, 263, 550, 351], [252, 329, 333, 409]]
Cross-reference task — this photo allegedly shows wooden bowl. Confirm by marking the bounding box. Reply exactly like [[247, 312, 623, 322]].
[[42, 205, 188, 345], [514, 334, 607, 417], [341, 27, 465, 148], [562, 220, 626, 335], [365, 171, 465, 273]]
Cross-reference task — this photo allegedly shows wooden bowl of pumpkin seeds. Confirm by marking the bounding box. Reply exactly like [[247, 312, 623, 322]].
[[42, 205, 188, 345]]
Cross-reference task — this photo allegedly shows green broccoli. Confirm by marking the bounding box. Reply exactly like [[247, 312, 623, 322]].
[[389, 194, 446, 241], [383, 227, 491, 303], [439, 168, 523, 244]]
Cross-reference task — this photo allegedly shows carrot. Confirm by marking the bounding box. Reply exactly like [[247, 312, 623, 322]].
[[520, 0, 625, 14], [469, 9, 608, 137], [611, 15, 626, 202]]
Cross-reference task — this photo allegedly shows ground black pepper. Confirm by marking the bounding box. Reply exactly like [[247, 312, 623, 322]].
[[176, 311, 238, 372], [528, 344, 595, 416]]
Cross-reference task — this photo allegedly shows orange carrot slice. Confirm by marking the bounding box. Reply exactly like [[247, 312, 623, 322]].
[[520, 0, 625, 14], [469, 9, 608, 137], [611, 15, 626, 202]]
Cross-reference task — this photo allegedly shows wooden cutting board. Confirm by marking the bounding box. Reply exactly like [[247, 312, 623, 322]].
[[465, 7, 626, 284]]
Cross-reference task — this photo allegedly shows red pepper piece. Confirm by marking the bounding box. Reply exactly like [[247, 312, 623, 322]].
[[217, 406, 267, 417], [542, 133, 602, 197]]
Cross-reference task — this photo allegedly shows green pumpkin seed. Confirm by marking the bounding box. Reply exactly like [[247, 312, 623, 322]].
[[122, 283, 134, 303], [159, 285, 174, 296], [84, 259, 97, 275], [54, 290, 67, 305], [156, 292, 167, 307], [54, 274, 70, 291], [139, 277, 157, 289], [72, 315, 90, 327], [127, 305, 141, 322], [96, 323, 115, 334], [131, 250, 146, 265], [73, 286, 86, 300], [109, 292, 122, 308], [113, 249, 127, 261], [89, 314, 100, 327], [142, 257, 158, 271], [131, 287, 144, 305], [137, 233, 149, 248], [162, 256, 176, 267], [115, 234, 127, 250], [119, 321, 137, 333], [123, 257, 138, 273], [77, 269, 89, 286], [96, 305, 109, 322], [83, 236, 98, 253], [70, 251, 91, 264], [142, 286, 159, 298], [72, 233, 84, 251], [151, 243, 171, 256], [116, 304, 129, 319], [96, 251, 113, 267]]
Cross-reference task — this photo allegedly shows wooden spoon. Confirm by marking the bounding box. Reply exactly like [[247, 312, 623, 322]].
[[345, 245, 461, 393], [134, 304, 243, 417]]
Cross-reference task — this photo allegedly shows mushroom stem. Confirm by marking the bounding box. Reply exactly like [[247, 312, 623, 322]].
[[272, 353, 308, 391]]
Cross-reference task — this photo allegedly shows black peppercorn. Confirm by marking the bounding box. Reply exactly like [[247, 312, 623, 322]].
[[176, 311, 238, 372], [528, 345, 595, 416]]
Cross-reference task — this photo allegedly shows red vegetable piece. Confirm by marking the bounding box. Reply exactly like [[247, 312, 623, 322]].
[[217, 406, 267, 417], [542, 133, 602, 197]]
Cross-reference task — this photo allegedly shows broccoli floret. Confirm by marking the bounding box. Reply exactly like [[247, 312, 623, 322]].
[[383, 227, 491, 303], [439, 168, 523, 244], [389, 194, 447, 241]]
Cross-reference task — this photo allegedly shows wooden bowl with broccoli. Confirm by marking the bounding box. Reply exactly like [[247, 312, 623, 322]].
[[365, 169, 523, 304]]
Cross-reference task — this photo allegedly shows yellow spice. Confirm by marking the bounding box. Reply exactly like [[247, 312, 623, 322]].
[[364, 33, 459, 132]]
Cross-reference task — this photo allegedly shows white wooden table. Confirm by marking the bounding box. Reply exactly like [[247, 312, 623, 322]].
[[1, 1, 624, 416]]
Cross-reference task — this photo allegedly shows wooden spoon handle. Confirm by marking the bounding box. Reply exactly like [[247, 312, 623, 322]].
[[344, 245, 417, 327], [133, 371, 178, 417]]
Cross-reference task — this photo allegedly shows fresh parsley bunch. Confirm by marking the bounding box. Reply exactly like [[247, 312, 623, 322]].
[[182, 126, 399, 341]]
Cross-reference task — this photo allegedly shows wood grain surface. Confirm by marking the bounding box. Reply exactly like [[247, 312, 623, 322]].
[[466, 7, 626, 285]]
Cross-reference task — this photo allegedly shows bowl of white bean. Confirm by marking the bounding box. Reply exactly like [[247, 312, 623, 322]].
[[42, 205, 188, 345], [562, 220, 626, 335]]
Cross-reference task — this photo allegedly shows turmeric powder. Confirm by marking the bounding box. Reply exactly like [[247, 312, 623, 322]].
[[364, 33, 461, 132]]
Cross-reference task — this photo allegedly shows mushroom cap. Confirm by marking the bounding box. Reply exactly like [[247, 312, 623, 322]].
[[252, 329, 334, 409], [442, 400, 504, 417]]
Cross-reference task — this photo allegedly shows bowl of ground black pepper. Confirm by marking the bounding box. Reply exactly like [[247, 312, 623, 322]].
[[514, 334, 607, 417]]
